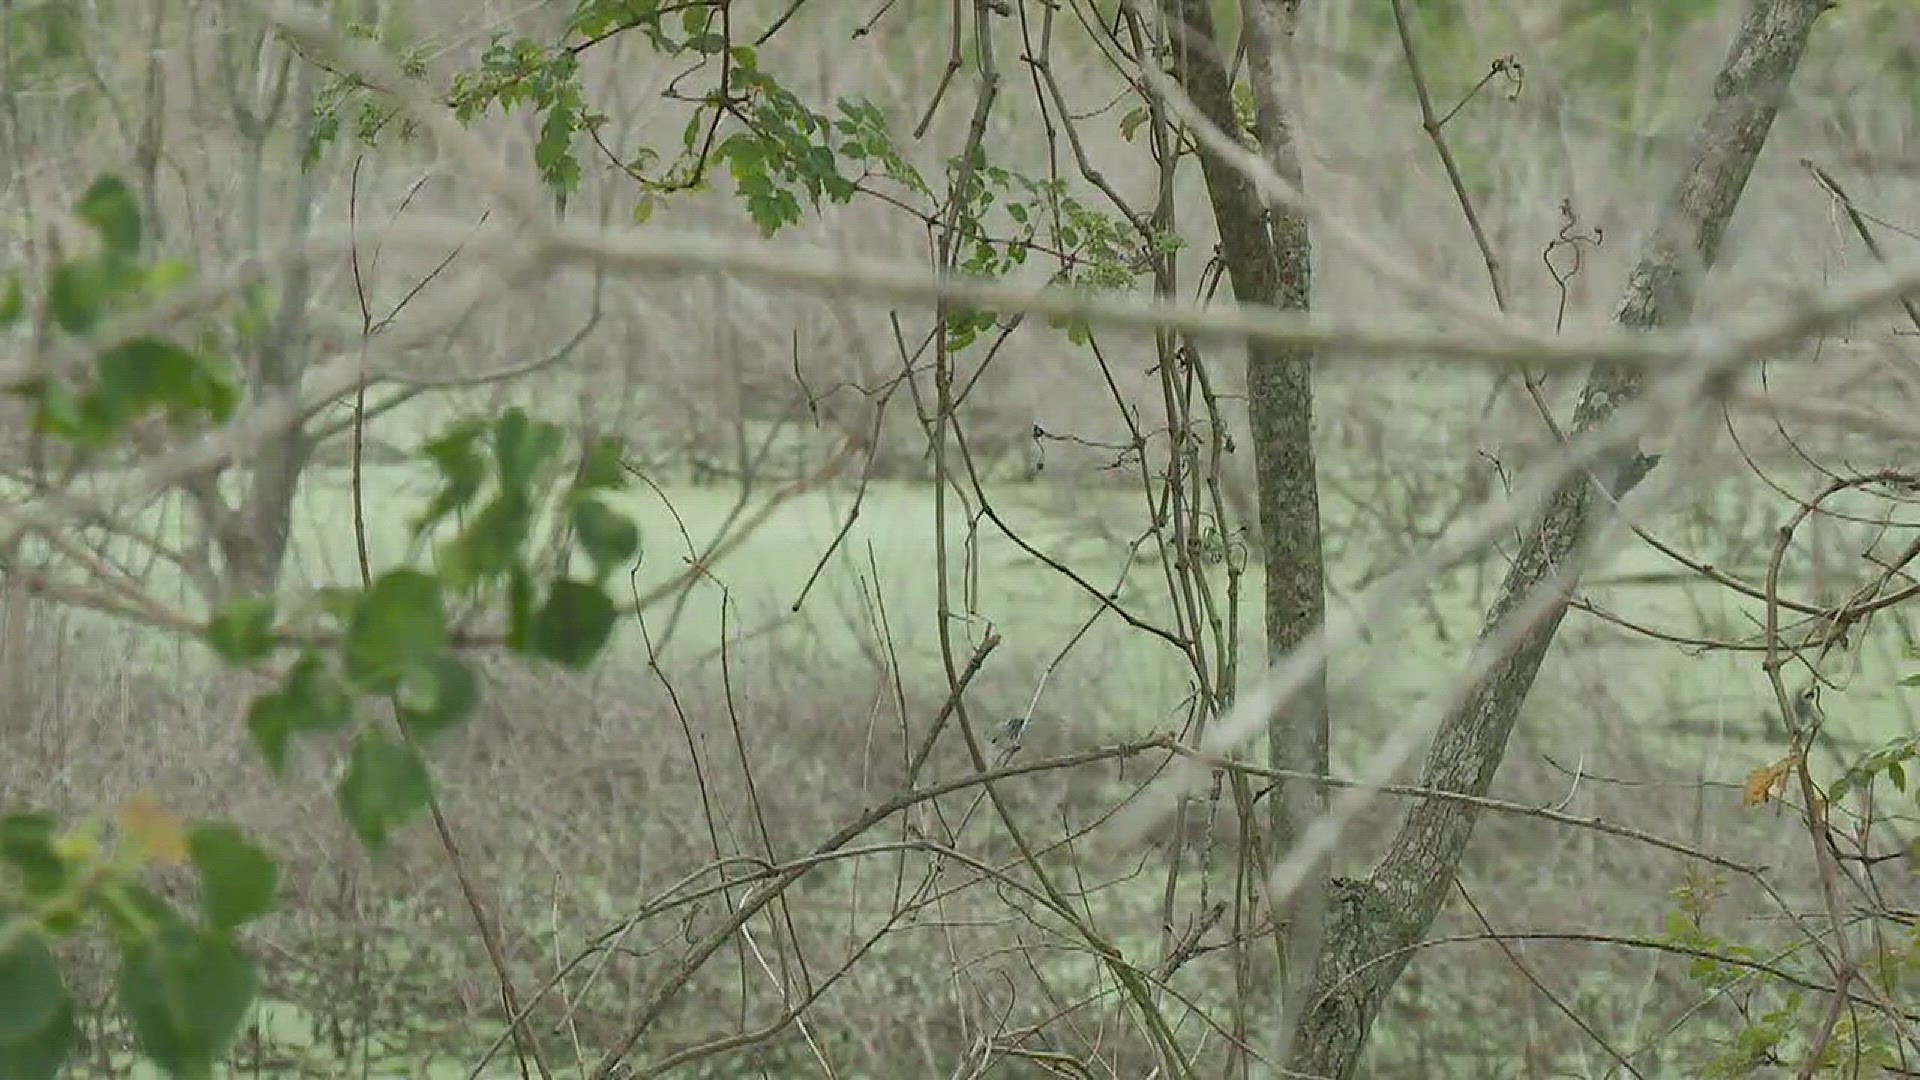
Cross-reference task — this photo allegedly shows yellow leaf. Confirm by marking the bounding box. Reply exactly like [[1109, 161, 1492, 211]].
[[1744, 757, 1793, 807], [51, 824, 101, 864], [118, 794, 188, 866]]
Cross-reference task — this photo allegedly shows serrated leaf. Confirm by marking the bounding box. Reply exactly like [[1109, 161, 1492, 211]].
[[337, 731, 434, 849], [118, 925, 255, 1077], [394, 655, 479, 743], [186, 824, 278, 931], [75, 176, 142, 257], [344, 570, 446, 692], [204, 596, 276, 663], [0, 928, 64, 1042], [529, 580, 617, 669], [570, 499, 639, 577]]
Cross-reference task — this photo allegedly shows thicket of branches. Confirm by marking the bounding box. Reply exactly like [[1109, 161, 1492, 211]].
[[4, 0, 1920, 1077]]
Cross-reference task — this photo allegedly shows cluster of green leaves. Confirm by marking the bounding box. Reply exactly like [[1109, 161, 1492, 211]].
[[417, 407, 637, 658], [319, 0, 1163, 343], [1, 177, 239, 449], [0, 180, 275, 1076], [307, 22, 433, 168], [707, 62, 865, 235], [632, 47, 926, 236], [571, 0, 701, 52], [1, 803, 277, 1079], [1663, 769, 1920, 1077], [942, 153, 1175, 350], [212, 407, 639, 851], [1826, 732, 1920, 807], [0, 172, 644, 1075], [1659, 870, 1815, 1075], [449, 38, 597, 197]]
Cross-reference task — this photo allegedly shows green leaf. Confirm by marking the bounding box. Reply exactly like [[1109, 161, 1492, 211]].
[[0, 994, 73, 1080], [344, 570, 446, 692], [337, 731, 434, 849], [46, 261, 104, 335], [529, 580, 617, 669], [0, 274, 22, 329], [30, 382, 95, 446], [185, 825, 278, 931], [570, 499, 639, 577], [395, 655, 479, 743], [245, 652, 354, 773], [441, 490, 533, 586], [204, 597, 276, 663], [118, 925, 255, 1078], [416, 420, 489, 534], [575, 436, 629, 491], [75, 176, 143, 257], [95, 338, 236, 423], [1829, 774, 1853, 803], [314, 586, 362, 627], [96, 883, 190, 951], [491, 408, 564, 493], [0, 927, 65, 1042], [143, 259, 194, 296], [505, 566, 534, 652], [0, 815, 67, 900]]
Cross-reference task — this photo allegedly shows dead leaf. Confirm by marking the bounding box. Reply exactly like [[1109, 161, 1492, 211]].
[[1744, 757, 1794, 807], [119, 794, 188, 866]]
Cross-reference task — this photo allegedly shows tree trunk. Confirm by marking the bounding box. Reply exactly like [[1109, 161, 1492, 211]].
[[212, 64, 323, 597], [1284, 2, 1831, 1076], [1163, 0, 1331, 1040]]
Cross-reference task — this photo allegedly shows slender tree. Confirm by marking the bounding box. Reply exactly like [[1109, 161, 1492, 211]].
[[1172, 0, 1832, 1073]]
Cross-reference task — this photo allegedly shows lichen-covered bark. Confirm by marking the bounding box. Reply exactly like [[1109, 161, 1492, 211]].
[[1164, 0, 1331, 1048], [1285, 3, 1831, 1077], [1164, 0, 1328, 834]]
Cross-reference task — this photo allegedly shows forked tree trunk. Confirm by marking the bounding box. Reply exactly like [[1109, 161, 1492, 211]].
[[1174, 0, 1832, 1075]]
